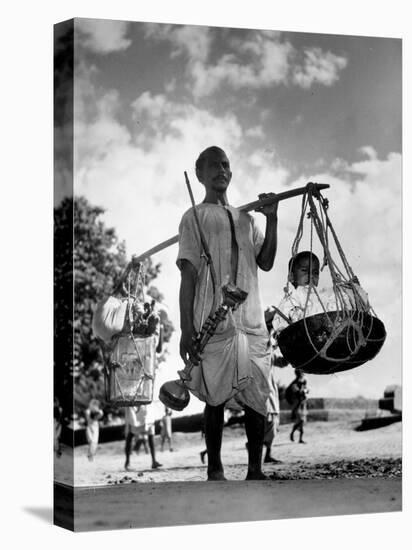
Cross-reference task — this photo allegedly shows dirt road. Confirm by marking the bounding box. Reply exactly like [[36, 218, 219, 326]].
[[55, 477, 401, 531]]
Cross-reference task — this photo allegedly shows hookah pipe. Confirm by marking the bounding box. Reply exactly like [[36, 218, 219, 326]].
[[159, 282, 248, 411], [178, 283, 248, 383]]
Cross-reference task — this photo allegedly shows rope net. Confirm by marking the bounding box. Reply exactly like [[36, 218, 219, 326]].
[[101, 262, 158, 406], [277, 184, 386, 374]]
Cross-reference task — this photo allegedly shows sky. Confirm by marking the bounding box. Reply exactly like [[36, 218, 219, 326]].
[[59, 17, 402, 416]]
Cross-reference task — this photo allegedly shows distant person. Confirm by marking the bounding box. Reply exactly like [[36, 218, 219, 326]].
[[263, 353, 282, 463], [54, 397, 63, 458], [124, 404, 162, 471], [287, 369, 309, 444], [160, 406, 174, 452], [85, 398, 104, 461], [262, 308, 288, 463]]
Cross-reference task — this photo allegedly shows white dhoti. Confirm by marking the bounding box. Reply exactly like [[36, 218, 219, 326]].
[[184, 321, 271, 416]]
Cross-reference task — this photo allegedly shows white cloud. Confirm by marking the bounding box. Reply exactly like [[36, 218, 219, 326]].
[[190, 36, 294, 97], [132, 91, 169, 119], [189, 35, 347, 97], [292, 47, 348, 88], [130, 90, 244, 160], [245, 125, 265, 139], [76, 19, 132, 54], [358, 145, 378, 160], [143, 23, 212, 62], [143, 26, 348, 98]]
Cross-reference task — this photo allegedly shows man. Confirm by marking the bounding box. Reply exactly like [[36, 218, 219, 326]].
[[177, 145, 278, 480]]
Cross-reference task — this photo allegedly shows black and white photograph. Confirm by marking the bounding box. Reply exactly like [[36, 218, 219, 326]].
[[2, 1, 409, 547], [53, 15, 402, 532]]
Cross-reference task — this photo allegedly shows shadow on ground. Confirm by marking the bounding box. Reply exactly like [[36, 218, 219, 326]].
[[23, 507, 53, 524]]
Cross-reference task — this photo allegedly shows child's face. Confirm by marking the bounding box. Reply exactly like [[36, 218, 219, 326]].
[[292, 257, 320, 288]]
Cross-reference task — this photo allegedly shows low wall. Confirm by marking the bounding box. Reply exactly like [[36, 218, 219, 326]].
[[62, 413, 205, 447], [63, 397, 380, 446], [281, 397, 379, 411]]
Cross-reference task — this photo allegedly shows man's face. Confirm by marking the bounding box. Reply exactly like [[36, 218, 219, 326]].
[[197, 149, 232, 193], [292, 257, 320, 287]]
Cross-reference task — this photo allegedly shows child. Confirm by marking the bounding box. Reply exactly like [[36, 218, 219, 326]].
[[287, 369, 309, 444], [272, 251, 321, 334], [124, 404, 162, 471], [272, 251, 369, 335], [85, 399, 104, 461], [160, 406, 174, 452]]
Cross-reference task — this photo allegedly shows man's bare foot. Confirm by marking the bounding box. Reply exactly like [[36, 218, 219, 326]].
[[152, 461, 162, 469], [299, 440, 306, 444], [245, 470, 269, 480], [207, 470, 227, 481], [124, 462, 130, 471]]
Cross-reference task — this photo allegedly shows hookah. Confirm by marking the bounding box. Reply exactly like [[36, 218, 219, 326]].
[[159, 282, 247, 411]]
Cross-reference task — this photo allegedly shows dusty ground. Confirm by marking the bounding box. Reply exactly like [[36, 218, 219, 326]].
[[54, 419, 402, 531], [55, 419, 402, 486]]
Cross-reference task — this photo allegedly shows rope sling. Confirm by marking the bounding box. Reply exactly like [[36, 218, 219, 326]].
[[276, 184, 386, 375], [100, 263, 158, 406]]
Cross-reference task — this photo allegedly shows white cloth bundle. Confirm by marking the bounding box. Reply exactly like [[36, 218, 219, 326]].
[[92, 296, 128, 344]]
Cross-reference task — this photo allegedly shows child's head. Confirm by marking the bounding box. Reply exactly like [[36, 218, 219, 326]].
[[288, 251, 320, 288]]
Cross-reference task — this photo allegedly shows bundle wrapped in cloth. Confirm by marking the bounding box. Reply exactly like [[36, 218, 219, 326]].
[[92, 295, 160, 345], [92, 296, 128, 345]]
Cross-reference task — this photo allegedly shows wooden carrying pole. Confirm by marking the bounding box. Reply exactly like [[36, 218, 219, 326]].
[[131, 182, 329, 262]]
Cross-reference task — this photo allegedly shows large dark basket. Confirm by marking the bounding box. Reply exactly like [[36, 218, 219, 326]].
[[277, 311, 386, 375]]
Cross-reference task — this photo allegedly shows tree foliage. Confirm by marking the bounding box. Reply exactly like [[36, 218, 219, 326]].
[[54, 196, 174, 418]]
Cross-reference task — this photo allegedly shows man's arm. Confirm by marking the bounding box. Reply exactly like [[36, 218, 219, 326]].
[[256, 193, 279, 271], [179, 259, 201, 365]]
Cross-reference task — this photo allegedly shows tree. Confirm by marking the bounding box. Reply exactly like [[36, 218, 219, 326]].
[[54, 196, 174, 418]]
